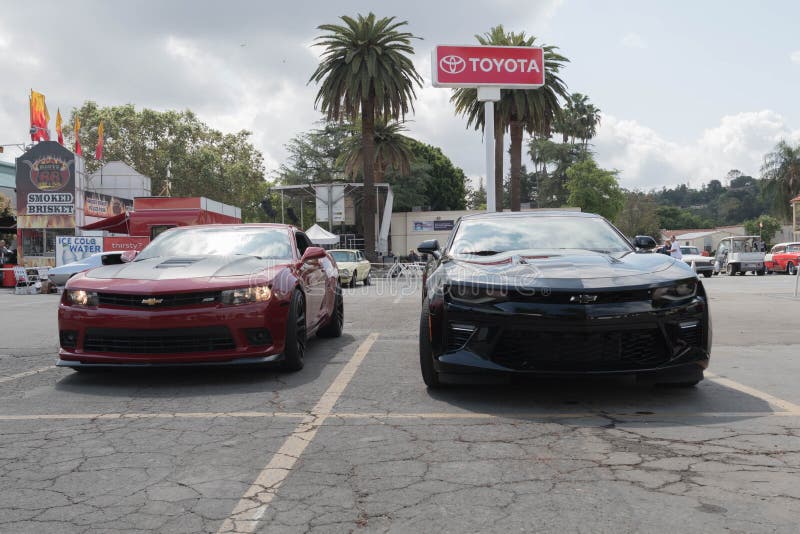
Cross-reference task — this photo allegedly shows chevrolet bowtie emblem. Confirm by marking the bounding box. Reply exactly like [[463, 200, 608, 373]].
[[570, 294, 598, 304], [141, 297, 164, 306]]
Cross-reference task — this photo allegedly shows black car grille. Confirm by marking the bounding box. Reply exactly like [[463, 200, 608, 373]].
[[491, 328, 668, 371], [84, 326, 236, 354], [97, 291, 221, 308], [505, 289, 653, 305], [446, 323, 476, 351]]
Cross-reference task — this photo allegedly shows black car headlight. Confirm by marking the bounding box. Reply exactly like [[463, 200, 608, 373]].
[[652, 281, 697, 305], [447, 284, 508, 304], [220, 285, 272, 305], [65, 290, 99, 307]]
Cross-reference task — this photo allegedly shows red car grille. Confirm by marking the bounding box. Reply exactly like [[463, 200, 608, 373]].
[[83, 326, 236, 354], [491, 328, 667, 371], [97, 291, 221, 308]]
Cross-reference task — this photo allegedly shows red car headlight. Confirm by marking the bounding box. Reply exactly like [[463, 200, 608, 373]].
[[220, 285, 272, 305], [65, 290, 99, 307]]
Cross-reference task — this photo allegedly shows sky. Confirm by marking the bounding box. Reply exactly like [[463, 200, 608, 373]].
[[2, 0, 800, 192]]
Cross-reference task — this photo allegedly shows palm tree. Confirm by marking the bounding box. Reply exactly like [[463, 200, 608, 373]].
[[554, 93, 601, 146], [339, 119, 414, 183], [309, 13, 422, 258], [451, 25, 569, 211], [761, 140, 800, 220]]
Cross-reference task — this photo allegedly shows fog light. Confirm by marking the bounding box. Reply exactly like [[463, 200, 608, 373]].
[[245, 328, 272, 346], [60, 330, 78, 349]]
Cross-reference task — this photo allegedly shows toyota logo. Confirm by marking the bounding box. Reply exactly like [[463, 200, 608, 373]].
[[439, 55, 466, 74]]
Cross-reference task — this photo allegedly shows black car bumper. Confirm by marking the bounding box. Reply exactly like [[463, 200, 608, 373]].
[[429, 296, 710, 377]]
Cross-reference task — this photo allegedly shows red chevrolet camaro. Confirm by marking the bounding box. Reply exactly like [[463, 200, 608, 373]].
[[57, 224, 343, 371]]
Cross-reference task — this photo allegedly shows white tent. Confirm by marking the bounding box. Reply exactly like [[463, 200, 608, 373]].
[[305, 224, 339, 245]]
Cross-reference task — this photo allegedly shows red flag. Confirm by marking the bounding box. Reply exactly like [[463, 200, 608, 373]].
[[74, 116, 82, 155], [56, 109, 64, 145], [95, 120, 104, 160]]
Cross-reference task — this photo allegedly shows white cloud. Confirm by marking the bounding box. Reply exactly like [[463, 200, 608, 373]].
[[594, 111, 800, 190], [791, 50, 800, 64], [621, 32, 647, 49]]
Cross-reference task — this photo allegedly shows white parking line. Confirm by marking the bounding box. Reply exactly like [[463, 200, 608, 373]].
[[707, 372, 800, 413], [217, 332, 380, 534], [0, 366, 54, 385]]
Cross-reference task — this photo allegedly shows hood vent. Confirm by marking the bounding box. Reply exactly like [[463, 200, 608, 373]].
[[156, 257, 201, 269]]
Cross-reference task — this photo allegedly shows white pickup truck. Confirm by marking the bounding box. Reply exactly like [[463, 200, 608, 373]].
[[713, 236, 766, 276]]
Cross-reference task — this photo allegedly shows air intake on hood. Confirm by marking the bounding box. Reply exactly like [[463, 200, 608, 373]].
[[156, 258, 201, 268]]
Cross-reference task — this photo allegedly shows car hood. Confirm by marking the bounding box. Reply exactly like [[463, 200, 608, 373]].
[[334, 261, 360, 271], [85, 255, 286, 282], [437, 249, 693, 290]]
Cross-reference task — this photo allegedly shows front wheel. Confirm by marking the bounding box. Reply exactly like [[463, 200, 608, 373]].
[[702, 271, 712, 278], [282, 290, 307, 372], [419, 299, 441, 388]]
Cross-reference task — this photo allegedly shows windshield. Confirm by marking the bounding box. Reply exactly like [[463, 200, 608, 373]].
[[137, 227, 292, 260], [330, 251, 357, 263], [450, 216, 632, 255], [681, 247, 700, 255]]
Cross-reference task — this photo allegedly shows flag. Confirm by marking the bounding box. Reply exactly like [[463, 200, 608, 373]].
[[95, 120, 104, 160], [56, 109, 64, 145], [29, 90, 50, 142], [74, 116, 82, 155]]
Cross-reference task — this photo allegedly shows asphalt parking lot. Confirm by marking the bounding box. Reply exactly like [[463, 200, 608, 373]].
[[1, 274, 799, 533]]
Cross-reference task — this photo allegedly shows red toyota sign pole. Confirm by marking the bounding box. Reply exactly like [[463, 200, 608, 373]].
[[432, 45, 544, 213]]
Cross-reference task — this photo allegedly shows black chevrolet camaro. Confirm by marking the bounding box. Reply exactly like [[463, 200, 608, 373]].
[[417, 212, 711, 388]]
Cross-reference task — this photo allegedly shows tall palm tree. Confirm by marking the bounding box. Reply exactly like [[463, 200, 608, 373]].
[[451, 25, 569, 211], [339, 119, 414, 183], [555, 93, 601, 146], [761, 140, 800, 220], [309, 13, 422, 258]]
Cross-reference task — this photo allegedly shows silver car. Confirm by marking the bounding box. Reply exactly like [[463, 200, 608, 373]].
[[48, 251, 123, 286]]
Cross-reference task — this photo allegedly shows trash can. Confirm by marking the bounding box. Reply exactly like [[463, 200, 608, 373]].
[[1, 264, 16, 287]]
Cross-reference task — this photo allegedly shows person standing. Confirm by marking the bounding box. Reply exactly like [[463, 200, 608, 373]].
[[669, 235, 683, 260], [0, 240, 9, 264]]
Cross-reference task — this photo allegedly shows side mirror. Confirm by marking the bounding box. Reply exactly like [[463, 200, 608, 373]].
[[299, 246, 326, 263], [120, 250, 139, 263], [417, 239, 441, 259], [633, 235, 657, 250]]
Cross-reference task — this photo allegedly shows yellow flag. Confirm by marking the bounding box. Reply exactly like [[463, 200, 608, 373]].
[[56, 109, 63, 144]]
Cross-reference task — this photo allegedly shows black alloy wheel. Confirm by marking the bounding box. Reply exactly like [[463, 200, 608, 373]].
[[317, 284, 344, 338], [282, 290, 307, 371], [419, 298, 441, 388]]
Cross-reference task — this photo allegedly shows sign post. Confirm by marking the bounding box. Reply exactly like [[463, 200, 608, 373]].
[[432, 45, 544, 213]]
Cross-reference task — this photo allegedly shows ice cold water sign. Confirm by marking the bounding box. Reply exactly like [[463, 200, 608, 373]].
[[432, 45, 544, 88]]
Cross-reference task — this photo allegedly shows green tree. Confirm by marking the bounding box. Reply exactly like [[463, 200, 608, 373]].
[[466, 179, 487, 210], [656, 206, 713, 230], [408, 140, 467, 211], [339, 119, 414, 183], [451, 25, 569, 211], [761, 140, 800, 220], [529, 137, 589, 207], [277, 120, 351, 185], [744, 215, 782, 244], [309, 13, 422, 258], [67, 102, 268, 221], [565, 159, 624, 220], [554, 92, 601, 147], [615, 191, 661, 239]]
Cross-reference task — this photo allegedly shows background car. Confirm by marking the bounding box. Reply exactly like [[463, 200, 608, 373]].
[[417, 211, 711, 389], [328, 249, 371, 287], [58, 224, 343, 372], [765, 242, 800, 274], [47, 251, 124, 287], [679, 246, 714, 277], [713, 236, 765, 275]]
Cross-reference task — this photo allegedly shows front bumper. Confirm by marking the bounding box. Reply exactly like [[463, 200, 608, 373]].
[[58, 299, 288, 365], [428, 295, 710, 376]]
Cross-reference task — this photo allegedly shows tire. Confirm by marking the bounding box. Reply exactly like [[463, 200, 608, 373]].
[[726, 263, 738, 276], [702, 271, 712, 278], [788, 262, 796, 276], [756, 268, 765, 276], [350, 271, 357, 288], [419, 299, 441, 388], [317, 284, 343, 338], [363, 270, 371, 286], [281, 290, 307, 372]]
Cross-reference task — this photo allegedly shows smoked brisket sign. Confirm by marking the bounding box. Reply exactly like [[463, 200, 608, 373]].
[[431, 45, 544, 88], [16, 141, 76, 228]]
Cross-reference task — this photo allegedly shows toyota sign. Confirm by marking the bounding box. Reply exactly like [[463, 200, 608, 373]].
[[432, 45, 544, 88]]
